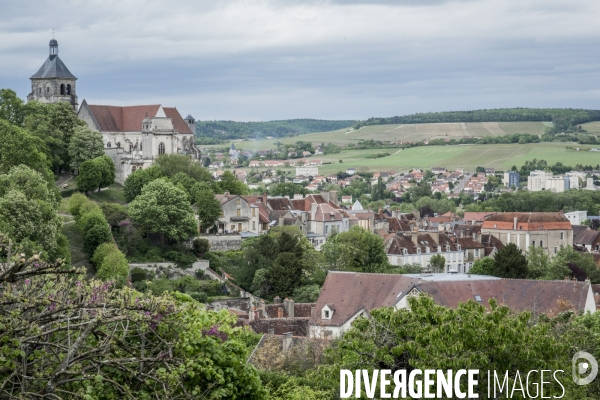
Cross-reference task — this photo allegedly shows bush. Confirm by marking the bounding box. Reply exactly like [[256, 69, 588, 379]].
[[164, 250, 196, 269], [60, 188, 80, 198], [101, 203, 128, 228], [189, 291, 208, 303], [68, 192, 88, 220], [144, 248, 164, 262], [83, 223, 112, 255], [92, 242, 119, 267], [96, 249, 129, 287], [193, 238, 211, 256], [130, 267, 148, 283], [132, 280, 147, 292], [194, 269, 205, 279]]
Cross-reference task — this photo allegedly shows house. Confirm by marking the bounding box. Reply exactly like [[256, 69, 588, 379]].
[[481, 212, 573, 256], [296, 166, 319, 176], [463, 212, 495, 225], [565, 211, 588, 226], [431, 167, 447, 174], [346, 168, 356, 176], [301, 151, 312, 157], [249, 160, 261, 167], [341, 195, 352, 204], [314, 146, 324, 155], [214, 192, 263, 234], [309, 271, 595, 338], [385, 232, 465, 272]]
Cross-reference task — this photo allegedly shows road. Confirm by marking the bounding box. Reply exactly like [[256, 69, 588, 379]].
[[453, 173, 471, 194]]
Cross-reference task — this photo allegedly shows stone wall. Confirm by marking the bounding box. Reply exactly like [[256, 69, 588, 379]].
[[203, 235, 242, 252], [128, 260, 209, 280]]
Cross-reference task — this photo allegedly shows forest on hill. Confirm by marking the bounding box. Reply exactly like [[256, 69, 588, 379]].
[[354, 108, 600, 133], [196, 118, 355, 139]]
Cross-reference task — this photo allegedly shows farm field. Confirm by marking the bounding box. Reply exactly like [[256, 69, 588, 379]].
[[230, 121, 551, 151], [241, 142, 600, 176], [581, 121, 600, 134]]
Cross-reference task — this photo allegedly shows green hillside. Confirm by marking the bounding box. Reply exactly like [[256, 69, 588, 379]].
[[196, 119, 356, 139]]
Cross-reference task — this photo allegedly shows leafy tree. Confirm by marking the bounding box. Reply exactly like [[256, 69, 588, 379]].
[[547, 246, 600, 283], [0, 119, 53, 182], [218, 170, 248, 195], [270, 182, 308, 197], [76, 158, 102, 194], [526, 245, 551, 279], [321, 226, 389, 273], [123, 164, 164, 202], [154, 153, 212, 182], [67, 125, 104, 171], [493, 243, 528, 278], [91, 242, 119, 267], [292, 284, 321, 303], [469, 257, 495, 275], [429, 254, 445, 272], [195, 185, 222, 231], [0, 244, 266, 399], [96, 248, 129, 287], [320, 295, 583, 398], [25, 101, 82, 173], [128, 179, 197, 243], [0, 88, 26, 125], [68, 192, 89, 220], [100, 203, 128, 228], [83, 221, 112, 255], [192, 237, 211, 256], [95, 155, 116, 191]]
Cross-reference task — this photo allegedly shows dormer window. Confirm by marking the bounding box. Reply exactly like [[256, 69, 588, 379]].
[[322, 304, 334, 320], [403, 249, 408, 255], [417, 248, 421, 254]]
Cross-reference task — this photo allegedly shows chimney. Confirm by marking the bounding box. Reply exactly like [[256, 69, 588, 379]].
[[284, 298, 295, 318], [472, 219, 476, 225], [282, 332, 293, 353], [279, 216, 285, 226], [263, 192, 267, 204], [310, 203, 318, 221], [329, 190, 338, 205], [320, 191, 330, 202], [513, 217, 518, 230], [411, 232, 419, 246], [277, 307, 284, 318], [274, 296, 281, 304]]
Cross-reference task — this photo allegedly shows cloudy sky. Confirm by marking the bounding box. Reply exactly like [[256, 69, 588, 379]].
[[1, 0, 599, 121]]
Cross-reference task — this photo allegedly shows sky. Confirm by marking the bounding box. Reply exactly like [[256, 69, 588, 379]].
[[1, 0, 599, 121]]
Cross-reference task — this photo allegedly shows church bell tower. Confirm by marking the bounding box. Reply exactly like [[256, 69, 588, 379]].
[[27, 38, 78, 111]]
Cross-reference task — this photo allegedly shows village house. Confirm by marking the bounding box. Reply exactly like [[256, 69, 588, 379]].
[[309, 271, 596, 338]]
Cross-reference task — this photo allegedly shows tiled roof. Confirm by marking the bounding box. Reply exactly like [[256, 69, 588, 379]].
[[573, 225, 592, 243], [456, 237, 485, 249], [463, 212, 495, 222], [267, 197, 293, 211], [482, 212, 572, 231], [85, 104, 192, 133], [418, 279, 592, 315], [313, 203, 344, 222], [576, 230, 600, 246]]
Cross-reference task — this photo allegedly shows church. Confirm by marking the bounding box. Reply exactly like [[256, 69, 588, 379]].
[[28, 38, 201, 184]]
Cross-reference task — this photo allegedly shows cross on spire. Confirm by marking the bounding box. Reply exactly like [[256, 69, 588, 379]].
[[52, 28, 55, 38]]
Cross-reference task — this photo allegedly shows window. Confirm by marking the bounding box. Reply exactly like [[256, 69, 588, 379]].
[[325, 226, 328, 234], [540, 240, 543, 248], [140, 143, 143, 151], [158, 142, 165, 155], [560, 232, 564, 240], [60, 84, 65, 95], [474, 295, 482, 302], [252, 221, 256, 230], [106, 142, 111, 148], [532, 240, 535, 247], [554, 247, 557, 254], [116, 142, 121, 148], [66, 84, 71, 95], [324, 310, 329, 318], [230, 225, 235, 231], [236, 209, 241, 217], [129, 143, 134, 152], [132, 166, 137, 173], [252, 208, 256, 217]]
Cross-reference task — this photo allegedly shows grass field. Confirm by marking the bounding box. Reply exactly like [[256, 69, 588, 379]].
[[240, 142, 600, 176], [88, 183, 126, 204], [230, 121, 551, 152], [581, 121, 600, 134]]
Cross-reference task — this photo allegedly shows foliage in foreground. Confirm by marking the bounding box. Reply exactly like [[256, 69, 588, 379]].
[[0, 235, 266, 399]]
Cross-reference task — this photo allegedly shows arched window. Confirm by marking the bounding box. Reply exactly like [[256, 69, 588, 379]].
[[106, 142, 112, 148], [116, 142, 121, 148], [129, 143, 134, 152], [60, 84, 65, 95], [66, 84, 71, 95], [140, 143, 143, 151], [132, 166, 137, 173], [158, 142, 165, 155]]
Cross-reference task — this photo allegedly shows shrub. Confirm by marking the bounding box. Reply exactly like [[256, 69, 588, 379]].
[[130, 267, 148, 283], [96, 249, 129, 287], [194, 269, 205, 279], [144, 248, 164, 262], [92, 242, 119, 267], [193, 238, 211, 256], [100, 203, 128, 228], [189, 291, 208, 303], [79, 211, 108, 234], [83, 223, 112, 255], [68, 192, 88, 220], [164, 250, 196, 269]]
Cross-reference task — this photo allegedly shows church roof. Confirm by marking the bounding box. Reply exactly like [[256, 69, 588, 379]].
[[83, 103, 192, 134], [30, 55, 77, 80]]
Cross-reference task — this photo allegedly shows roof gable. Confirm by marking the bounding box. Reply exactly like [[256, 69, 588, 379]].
[[83, 104, 192, 134]]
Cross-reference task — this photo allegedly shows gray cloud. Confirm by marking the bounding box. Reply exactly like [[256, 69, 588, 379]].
[[1, 0, 599, 120]]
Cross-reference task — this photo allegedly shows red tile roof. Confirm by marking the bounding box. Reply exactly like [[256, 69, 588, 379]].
[[482, 212, 572, 231], [86, 104, 192, 134]]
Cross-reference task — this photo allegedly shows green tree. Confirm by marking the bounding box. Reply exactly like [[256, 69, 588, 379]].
[[67, 125, 104, 171], [218, 170, 248, 195], [526, 245, 551, 279], [195, 185, 222, 232], [469, 257, 495, 275], [321, 226, 389, 273], [123, 164, 164, 202], [76, 158, 102, 194], [83, 221, 112, 255], [25, 101, 82, 173], [493, 243, 528, 278], [96, 248, 129, 287], [547, 246, 600, 283], [429, 254, 445, 272], [270, 182, 308, 197], [292, 284, 322, 303], [154, 153, 212, 182], [95, 155, 116, 191], [0, 119, 53, 182], [100, 203, 128, 229], [91, 242, 119, 267], [128, 179, 197, 243], [0, 88, 26, 125]]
